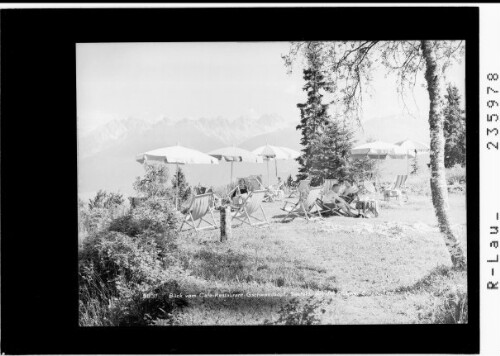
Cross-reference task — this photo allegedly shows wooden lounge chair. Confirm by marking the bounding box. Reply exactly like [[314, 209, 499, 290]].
[[264, 180, 286, 202], [383, 175, 408, 201], [321, 190, 365, 218], [238, 175, 265, 192], [317, 190, 347, 217], [281, 187, 323, 222], [179, 192, 218, 232], [287, 179, 311, 198], [231, 190, 269, 227]]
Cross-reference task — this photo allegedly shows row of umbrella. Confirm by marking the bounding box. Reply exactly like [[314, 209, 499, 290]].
[[135, 139, 429, 208], [350, 139, 429, 159], [136, 144, 300, 208], [350, 139, 430, 175]]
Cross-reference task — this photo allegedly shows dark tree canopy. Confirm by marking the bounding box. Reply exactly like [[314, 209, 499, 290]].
[[172, 167, 191, 203], [443, 84, 466, 168]]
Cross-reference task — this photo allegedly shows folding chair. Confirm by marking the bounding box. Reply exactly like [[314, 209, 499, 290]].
[[264, 180, 286, 202], [383, 174, 408, 201], [281, 187, 323, 222], [231, 190, 270, 227], [179, 192, 218, 232], [287, 179, 311, 198]]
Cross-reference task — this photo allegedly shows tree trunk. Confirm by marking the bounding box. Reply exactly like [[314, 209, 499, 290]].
[[421, 41, 466, 270]]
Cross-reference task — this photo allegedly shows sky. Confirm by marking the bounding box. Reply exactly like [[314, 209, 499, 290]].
[[77, 42, 465, 133]]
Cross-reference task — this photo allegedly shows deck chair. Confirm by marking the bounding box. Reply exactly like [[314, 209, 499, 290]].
[[287, 179, 311, 198], [179, 192, 218, 232], [317, 190, 347, 217], [383, 175, 408, 201], [320, 190, 364, 218], [247, 176, 266, 191], [264, 180, 286, 202], [281, 187, 323, 222], [231, 190, 269, 227]]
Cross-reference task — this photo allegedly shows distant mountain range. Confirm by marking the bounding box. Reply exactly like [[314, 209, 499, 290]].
[[78, 114, 295, 159], [78, 113, 431, 198]]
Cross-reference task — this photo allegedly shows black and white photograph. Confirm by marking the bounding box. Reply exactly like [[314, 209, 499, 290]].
[[77, 40, 468, 326], [2, 5, 489, 354]]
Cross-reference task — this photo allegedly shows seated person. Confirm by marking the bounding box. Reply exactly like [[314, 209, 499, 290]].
[[341, 180, 360, 203], [323, 184, 363, 218], [231, 179, 249, 205], [196, 184, 207, 195]]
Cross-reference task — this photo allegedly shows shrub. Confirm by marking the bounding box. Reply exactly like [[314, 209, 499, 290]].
[[131, 196, 180, 234], [432, 289, 468, 324], [133, 162, 173, 200], [446, 164, 466, 185], [171, 167, 192, 204], [349, 157, 379, 182], [108, 214, 144, 237], [80, 191, 127, 236], [265, 296, 330, 325], [88, 190, 125, 210], [79, 231, 187, 326]]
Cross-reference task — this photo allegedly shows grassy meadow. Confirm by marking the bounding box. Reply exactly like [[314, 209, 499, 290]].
[[155, 189, 467, 325], [79, 164, 468, 326]]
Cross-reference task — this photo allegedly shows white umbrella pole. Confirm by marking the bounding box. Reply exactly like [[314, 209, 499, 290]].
[[406, 150, 409, 175], [230, 161, 234, 185], [266, 159, 270, 187]]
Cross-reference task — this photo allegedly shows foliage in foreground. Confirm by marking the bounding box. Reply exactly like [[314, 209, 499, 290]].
[[79, 231, 187, 326], [264, 296, 332, 325], [395, 265, 468, 324], [79, 163, 187, 326]]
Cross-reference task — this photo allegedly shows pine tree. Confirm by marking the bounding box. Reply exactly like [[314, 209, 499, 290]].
[[309, 119, 354, 184], [443, 84, 466, 168], [295, 43, 353, 185], [171, 167, 191, 203], [296, 43, 332, 184]]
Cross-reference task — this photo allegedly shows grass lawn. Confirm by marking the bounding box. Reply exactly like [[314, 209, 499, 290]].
[[160, 191, 467, 325]]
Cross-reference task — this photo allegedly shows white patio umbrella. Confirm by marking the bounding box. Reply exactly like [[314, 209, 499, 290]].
[[350, 140, 414, 178], [136, 144, 219, 209], [252, 145, 300, 186], [394, 139, 429, 174], [350, 140, 400, 159], [207, 146, 261, 184]]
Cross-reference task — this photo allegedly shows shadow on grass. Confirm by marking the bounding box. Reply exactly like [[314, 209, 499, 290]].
[[392, 264, 466, 295]]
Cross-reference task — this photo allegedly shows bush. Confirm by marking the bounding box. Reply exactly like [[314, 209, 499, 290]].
[[171, 167, 192, 204], [88, 190, 125, 210], [79, 231, 187, 326], [79, 191, 127, 236], [108, 214, 144, 237], [349, 157, 379, 182], [265, 296, 330, 325], [432, 289, 468, 324], [133, 162, 173, 200], [131, 196, 180, 234], [446, 164, 466, 185]]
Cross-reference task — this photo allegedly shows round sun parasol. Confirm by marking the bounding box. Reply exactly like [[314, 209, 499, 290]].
[[350, 141, 400, 159], [136, 144, 219, 209], [252, 145, 300, 186], [394, 139, 428, 174], [207, 146, 261, 184], [394, 139, 430, 153]]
